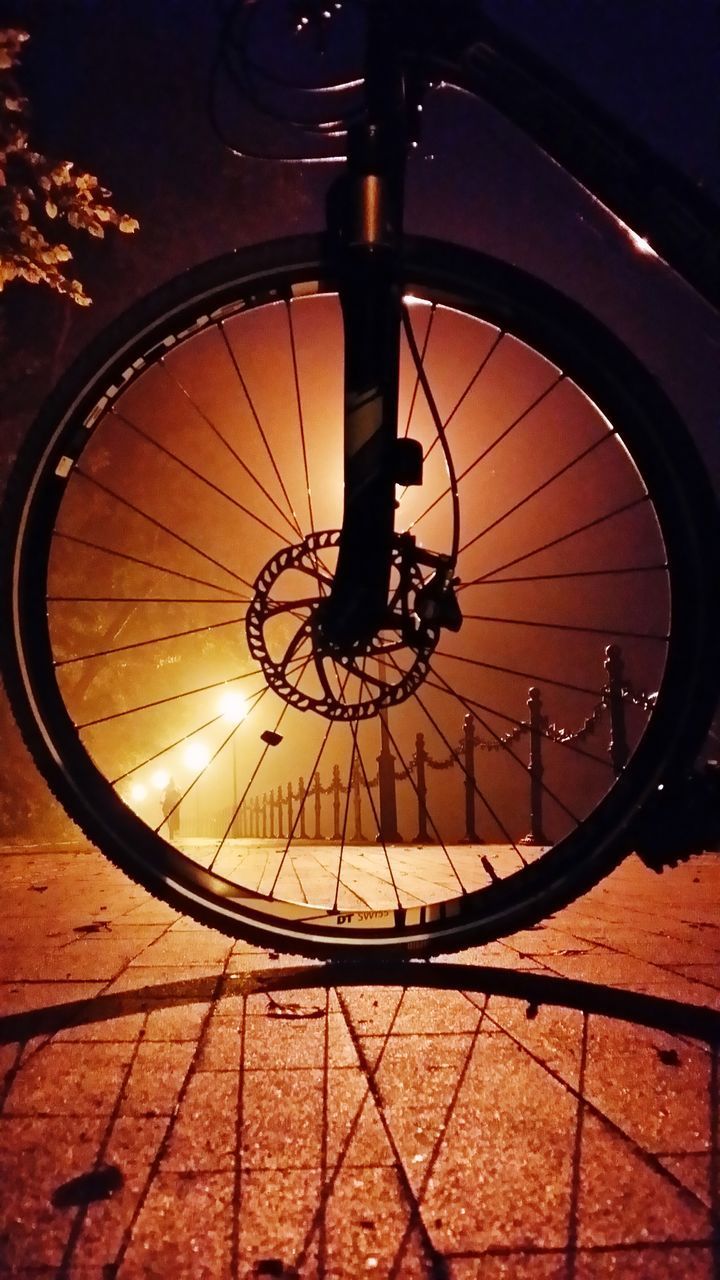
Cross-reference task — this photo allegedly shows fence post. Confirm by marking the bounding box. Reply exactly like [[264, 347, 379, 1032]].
[[413, 731, 429, 843], [313, 771, 323, 840], [604, 643, 629, 775], [461, 713, 482, 843], [286, 781, 294, 839], [377, 710, 401, 843], [269, 788, 275, 838], [262, 793, 267, 839], [277, 784, 284, 839], [520, 687, 548, 845], [332, 765, 341, 840], [298, 778, 307, 838], [254, 796, 260, 837], [351, 761, 365, 842]]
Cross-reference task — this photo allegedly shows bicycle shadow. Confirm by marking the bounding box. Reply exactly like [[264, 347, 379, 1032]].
[[1, 959, 718, 1278]]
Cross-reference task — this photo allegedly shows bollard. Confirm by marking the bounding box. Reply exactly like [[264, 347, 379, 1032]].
[[413, 731, 429, 843], [332, 765, 341, 840], [286, 781, 294, 839], [351, 760, 365, 842], [604, 643, 629, 775], [377, 709, 401, 843], [298, 777, 308, 838], [277, 784, 284, 839], [313, 771, 323, 840], [520, 687, 548, 845], [461, 714, 482, 844]]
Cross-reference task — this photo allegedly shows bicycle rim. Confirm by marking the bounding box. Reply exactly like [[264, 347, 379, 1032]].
[[4, 235, 719, 957]]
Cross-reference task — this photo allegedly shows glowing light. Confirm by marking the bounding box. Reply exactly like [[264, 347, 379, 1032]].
[[151, 768, 170, 791], [184, 740, 211, 772], [130, 782, 147, 802], [218, 689, 248, 724]]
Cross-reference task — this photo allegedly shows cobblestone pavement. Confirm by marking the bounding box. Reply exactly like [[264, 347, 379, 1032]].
[[0, 843, 719, 1278]]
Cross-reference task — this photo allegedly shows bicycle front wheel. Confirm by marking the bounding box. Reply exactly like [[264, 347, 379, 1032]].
[[3, 235, 718, 957]]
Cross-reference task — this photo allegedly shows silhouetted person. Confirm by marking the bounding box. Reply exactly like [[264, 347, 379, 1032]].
[[161, 780, 181, 839]]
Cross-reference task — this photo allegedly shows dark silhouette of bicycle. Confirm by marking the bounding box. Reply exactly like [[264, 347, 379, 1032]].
[[2, 0, 719, 958]]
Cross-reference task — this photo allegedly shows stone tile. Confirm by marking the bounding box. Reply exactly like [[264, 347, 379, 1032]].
[[448, 1259, 571, 1279], [129, 932, 233, 967], [236, 1167, 321, 1278], [116, 1171, 234, 1278], [577, 1112, 710, 1246], [583, 1017, 711, 1156], [573, 1246, 713, 1278], [242, 1069, 324, 1170], [483, 996, 584, 1088], [0, 1115, 106, 1269], [326, 1067, 394, 1170], [119, 1041, 196, 1118], [4, 1041, 134, 1116], [162, 1070, 239, 1172], [70, 1115, 169, 1266], [420, 1036, 578, 1252]]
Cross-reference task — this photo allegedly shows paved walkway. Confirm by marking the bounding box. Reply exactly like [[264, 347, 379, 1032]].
[[0, 843, 719, 1278]]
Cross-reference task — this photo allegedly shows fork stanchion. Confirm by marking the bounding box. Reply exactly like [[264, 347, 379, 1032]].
[[520, 687, 548, 846], [413, 731, 429, 843]]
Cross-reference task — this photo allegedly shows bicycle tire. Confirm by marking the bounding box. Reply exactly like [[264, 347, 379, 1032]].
[[3, 233, 719, 958]]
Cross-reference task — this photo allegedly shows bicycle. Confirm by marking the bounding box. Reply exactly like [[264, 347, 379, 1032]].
[[2, 0, 719, 959]]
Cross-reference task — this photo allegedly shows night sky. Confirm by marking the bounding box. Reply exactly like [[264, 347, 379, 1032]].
[[2, 0, 718, 478]]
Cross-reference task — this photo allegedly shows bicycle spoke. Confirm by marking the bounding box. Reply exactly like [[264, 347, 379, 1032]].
[[460, 495, 650, 586], [458, 431, 611, 556], [431, 649, 599, 696], [160, 358, 303, 544], [51, 532, 249, 601], [401, 300, 436, 439], [379, 706, 467, 894], [73, 469, 255, 591], [427, 665, 585, 827], [286, 300, 316, 540], [460, 613, 668, 641], [219, 321, 302, 539], [422, 673, 611, 769], [112, 407, 292, 544], [407, 373, 564, 535], [482, 563, 668, 584], [54, 614, 247, 668]]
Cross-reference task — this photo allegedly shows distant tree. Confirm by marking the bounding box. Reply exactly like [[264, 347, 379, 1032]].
[[0, 27, 138, 305]]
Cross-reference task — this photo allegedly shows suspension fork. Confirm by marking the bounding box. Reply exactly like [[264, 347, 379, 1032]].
[[321, 4, 410, 648]]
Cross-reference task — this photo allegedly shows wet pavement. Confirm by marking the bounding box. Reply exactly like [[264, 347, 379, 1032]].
[[0, 842, 719, 1278]]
